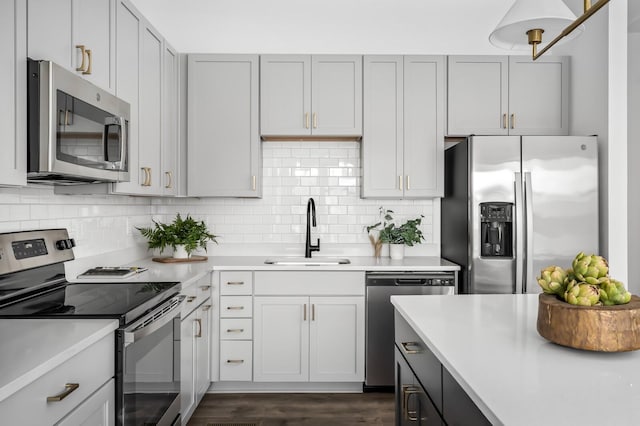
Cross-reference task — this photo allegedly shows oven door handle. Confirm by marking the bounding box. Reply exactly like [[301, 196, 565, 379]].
[[123, 295, 185, 345]]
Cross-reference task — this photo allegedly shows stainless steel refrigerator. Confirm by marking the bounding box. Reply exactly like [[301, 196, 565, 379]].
[[442, 136, 599, 294]]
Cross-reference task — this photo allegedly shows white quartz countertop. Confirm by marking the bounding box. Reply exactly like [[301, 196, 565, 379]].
[[391, 294, 640, 426], [69, 255, 459, 284], [0, 319, 118, 402]]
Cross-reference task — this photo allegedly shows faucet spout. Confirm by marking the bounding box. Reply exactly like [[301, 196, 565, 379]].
[[305, 197, 320, 258]]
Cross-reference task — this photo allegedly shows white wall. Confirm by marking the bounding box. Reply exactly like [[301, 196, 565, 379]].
[[0, 187, 152, 258], [153, 142, 438, 257], [628, 3, 640, 294]]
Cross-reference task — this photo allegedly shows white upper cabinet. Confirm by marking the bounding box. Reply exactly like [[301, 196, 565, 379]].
[[0, 0, 27, 187], [162, 42, 179, 196], [112, 0, 165, 196], [447, 55, 569, 136], [27, 0, 115, 93], [260, 55, 362, 137], [362, 55, 445, 199], [188, 54, 261, 197]]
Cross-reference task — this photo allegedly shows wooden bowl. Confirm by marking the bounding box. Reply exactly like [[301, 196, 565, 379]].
[[537, 293, 640, 352]]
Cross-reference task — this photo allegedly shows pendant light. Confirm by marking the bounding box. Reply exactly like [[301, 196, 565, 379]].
[[490, 0, 611, 60]]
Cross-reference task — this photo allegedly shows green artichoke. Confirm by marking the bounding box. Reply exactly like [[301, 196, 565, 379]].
[[598, 278, 632, 305], [571, 252, 609, 285], [537, 266, 568, 295], [564, 280, 601, 306]]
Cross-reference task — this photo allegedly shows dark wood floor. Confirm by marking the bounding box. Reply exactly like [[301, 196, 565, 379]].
[[187, 392, 395, 426]]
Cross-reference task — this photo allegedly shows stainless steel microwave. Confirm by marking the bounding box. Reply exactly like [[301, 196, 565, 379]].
[[27, 59, 130, 184]]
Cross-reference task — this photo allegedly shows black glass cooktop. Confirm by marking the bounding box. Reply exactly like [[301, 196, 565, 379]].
[[0, 281, 180, 325]]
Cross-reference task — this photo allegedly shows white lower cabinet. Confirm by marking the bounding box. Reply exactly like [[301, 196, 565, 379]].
[[253, 295, 364, 383], [0, 332, 114, 425], [219, 340, 253, 381], [180, 274, 213, 425]]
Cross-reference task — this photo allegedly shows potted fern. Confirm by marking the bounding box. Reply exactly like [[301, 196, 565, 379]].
[[366, 209, 425, 259], [137, 213, 217, 259]]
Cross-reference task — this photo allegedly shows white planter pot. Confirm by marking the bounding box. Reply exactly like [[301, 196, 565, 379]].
[[389, 244, 405, 260], [172, 245, 190, 259]]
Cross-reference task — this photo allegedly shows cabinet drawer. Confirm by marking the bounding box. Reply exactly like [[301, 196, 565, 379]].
[[219, 341, 252, 381], [220, 296, 253, 318], [0, 333, 114, 424], [254, 271, 364, 295], [220, 318, 252, 340], [395, 311, 443, 413], [182, 275, 213, 316], [220, 271, 253, 295]]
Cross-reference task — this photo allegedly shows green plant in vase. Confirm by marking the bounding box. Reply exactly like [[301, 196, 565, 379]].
[[137, 213, 218, 258]]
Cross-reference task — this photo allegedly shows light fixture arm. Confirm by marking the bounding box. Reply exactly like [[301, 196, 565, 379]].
[[532, 0, 610, 60]]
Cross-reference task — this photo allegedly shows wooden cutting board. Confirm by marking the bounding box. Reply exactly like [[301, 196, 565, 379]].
[[537, 293, 640, 352], [152, 255, 208, 263]]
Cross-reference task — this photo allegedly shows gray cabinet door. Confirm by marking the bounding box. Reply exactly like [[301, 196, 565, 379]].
[[112, 0, 141, 194], [508, 56, 569, 135], [311, 55, 362, 136], [260, 55, 311, 136], [0, 0, 26, 186], [403, 56, 445, 198], [362, 56, 404, 198], [447, 56, 509, 136], [188, 54, 261, 197], [162, 42, 178, 196]]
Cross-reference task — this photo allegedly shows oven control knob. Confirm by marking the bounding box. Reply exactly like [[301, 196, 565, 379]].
[[55, 240, 66, 250], [55, 239, 75, 250]]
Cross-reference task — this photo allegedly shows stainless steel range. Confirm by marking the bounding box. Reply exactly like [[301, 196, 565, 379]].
[[0, 229, 183, 426]]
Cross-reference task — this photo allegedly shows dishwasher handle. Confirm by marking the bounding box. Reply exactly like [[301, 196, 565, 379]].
[[394, 279, 427, 285]]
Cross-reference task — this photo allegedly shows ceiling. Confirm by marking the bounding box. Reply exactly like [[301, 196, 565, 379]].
[[129, 0, 518, 54]]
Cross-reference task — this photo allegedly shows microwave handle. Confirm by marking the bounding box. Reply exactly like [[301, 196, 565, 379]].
[[103, 116, 127, 168]]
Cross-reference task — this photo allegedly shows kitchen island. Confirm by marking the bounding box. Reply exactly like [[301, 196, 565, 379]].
[[391, 294, 640, 425]]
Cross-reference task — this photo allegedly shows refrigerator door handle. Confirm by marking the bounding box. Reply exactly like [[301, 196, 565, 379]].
[[524, 172, 534, 293], [514, 172, 525, 294]]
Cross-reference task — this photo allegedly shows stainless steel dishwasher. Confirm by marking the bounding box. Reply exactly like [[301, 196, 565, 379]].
[[365, 271, 456, 388]]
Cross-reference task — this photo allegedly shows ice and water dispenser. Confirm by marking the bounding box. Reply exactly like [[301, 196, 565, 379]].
[[480, 202, 513, 257]]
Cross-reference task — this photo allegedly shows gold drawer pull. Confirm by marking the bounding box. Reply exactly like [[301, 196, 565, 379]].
[[200, 285, 211, 291], [202, 304, 212, 311], [75, 45, 87, 72], [402, 385, 421, 421], [226, 281, 245, 286], [195, 318, 202, 338], [83, 49, 92, 75], [226, 328, 245, 333], [226, 306, 244, 310], [401, 341, 422, 355], [47, 383, 79, 402], [226, 359, 244, 364], [186, 296, 197, 303]]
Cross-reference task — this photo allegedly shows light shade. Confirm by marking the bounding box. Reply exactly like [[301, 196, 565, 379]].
[[489, 0, 584, 51]]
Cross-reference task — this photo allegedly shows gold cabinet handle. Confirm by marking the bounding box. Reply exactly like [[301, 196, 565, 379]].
[[200, 285, 211, 291], [510, 113, 515, 129], [83, 49, 92, 75], [305, 112, 310, 129], [402, 385, 421, 421], [406, 175, 410, 191], [399, 175, 403, 191], [47, 383, 79, 402], [226, 306, 244, 310], [252, 175, 256, 191], [75, 45, 87, 72], [202, 304, 212, 311], [312, 112, 318, 129], [503, 113, 507, 129], [226, 281, 244, 286], [311, 304, 315, 321], [141, 167, 152, 186], [195, 318, 202, 338], [303, 303, 307, 321], [186, 296, 197, 303], [226, 328, 244, 333], [165, 171, 173, 189], [400, 341, 422, 355], [226, 359, 244, 364]]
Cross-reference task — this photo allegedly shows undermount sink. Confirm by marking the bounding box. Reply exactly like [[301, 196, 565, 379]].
[[264, 257, 351, 266]]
